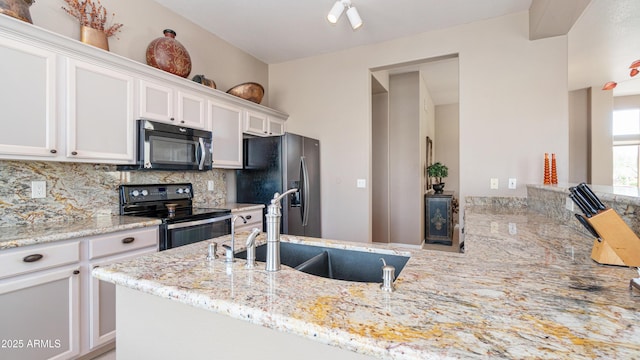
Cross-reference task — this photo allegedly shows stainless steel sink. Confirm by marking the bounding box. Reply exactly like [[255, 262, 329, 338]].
[[235, 242, 409, 283]]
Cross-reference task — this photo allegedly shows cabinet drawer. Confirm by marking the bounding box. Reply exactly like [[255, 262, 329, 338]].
[[89, 227, 158, 260], [236, 209, 263, 226], [234, 208, 263, 232], [0, 241, 80, 279]]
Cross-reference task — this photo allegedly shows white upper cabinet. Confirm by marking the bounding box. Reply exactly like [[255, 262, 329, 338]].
[[138, 78, 207, 129], [209, 100, 243, 168], [0, 36, 58, 158], [244, 110, 286, 137], [267, 117, 285, 136], [65, 58, 135, 163], [0, 15, 287, 165]]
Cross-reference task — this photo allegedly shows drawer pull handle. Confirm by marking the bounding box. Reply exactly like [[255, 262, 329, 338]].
[[245, 215, 252, 220], [23, 254, 43, 263], [122, 237, 135, 244], [73, 270, 80, 275]]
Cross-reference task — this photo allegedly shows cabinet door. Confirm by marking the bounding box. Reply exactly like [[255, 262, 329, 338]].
[[88, 247, 156, 350], [268, 118, 285, 136], [0, 266, 80, 360], [138, 79, 174, 122], [243, 110, 268, 136], [65, 58, 135, 163], [0, 37, 58, 158], [177, 89, 207, 129], [210, 100, 243, 168]]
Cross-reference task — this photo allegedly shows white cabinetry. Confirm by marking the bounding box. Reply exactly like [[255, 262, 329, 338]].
[[0, 34, 135, 164], [65, 57, 135, 163], [0, 241, 81, 360], [0, 36, 57, 158], [138, 78, 207, 129], [86, 227, 158, 351], [0, 226, 158, 360], [244, 110, 286, 137], [232, 207, 264, 233], [0, 15, 287, 165], [209, 100, 243, 168]]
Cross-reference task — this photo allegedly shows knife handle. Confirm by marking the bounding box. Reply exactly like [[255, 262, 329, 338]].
[[574, 213, 600, 240], [569, 193, 592, 217], [571, 186, 598, 215], [578, 183, 606, 210]]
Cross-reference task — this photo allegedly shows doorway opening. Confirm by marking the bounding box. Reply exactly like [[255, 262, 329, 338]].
[[370, 54, 460, 250]]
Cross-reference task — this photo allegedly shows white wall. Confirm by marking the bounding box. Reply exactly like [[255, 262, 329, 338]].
[[568, 89, 590, 183], [269, 12, 568, 243], [388, 73, 422, 246], [29, 0, 270, 105], [590, 89, 614, 185], [435, 104, 460, 199]]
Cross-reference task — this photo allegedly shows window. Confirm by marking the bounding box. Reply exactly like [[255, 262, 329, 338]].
[[613, 109, 640, 187]]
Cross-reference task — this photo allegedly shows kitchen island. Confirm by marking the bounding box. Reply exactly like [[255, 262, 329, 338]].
[[93, 205, 640, 359]]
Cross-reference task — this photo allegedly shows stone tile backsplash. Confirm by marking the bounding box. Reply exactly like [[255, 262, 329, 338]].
[[0, 160, 227, 227]]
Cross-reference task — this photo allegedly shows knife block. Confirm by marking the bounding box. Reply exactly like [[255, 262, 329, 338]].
[[585, 209, 640, 266]]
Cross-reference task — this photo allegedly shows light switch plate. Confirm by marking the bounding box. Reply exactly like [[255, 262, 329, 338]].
[[508, 178, 517, 189], [356, 179, 366, 188], [490, 178, 499, 189]]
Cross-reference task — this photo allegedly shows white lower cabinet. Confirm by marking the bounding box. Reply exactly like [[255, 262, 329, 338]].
[[0, 241, 81, 360], [233, 207, 264, 233], [0, 226, 158, 360], [86, 227, 158, 351]]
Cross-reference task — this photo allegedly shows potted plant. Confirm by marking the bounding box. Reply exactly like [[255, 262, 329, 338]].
[[62, 0, 123, 51], [427, 162, 448, 194]]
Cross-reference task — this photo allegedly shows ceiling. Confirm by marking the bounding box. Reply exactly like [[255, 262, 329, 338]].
[[151, 0, 532, 64], [152, 0, 640, 98]]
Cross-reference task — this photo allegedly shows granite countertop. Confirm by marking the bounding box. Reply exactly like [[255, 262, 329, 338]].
[[0, 216, 161, 250], [93, 207, 640, 359]]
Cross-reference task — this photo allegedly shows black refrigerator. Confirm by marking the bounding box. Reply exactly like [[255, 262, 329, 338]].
[[236, 133, 321, 237]]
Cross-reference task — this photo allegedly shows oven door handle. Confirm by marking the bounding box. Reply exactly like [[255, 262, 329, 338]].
[[166, 214, 232, 230]]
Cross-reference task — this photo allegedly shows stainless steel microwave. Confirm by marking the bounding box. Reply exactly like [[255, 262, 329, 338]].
[[120, 120, 213, 171]]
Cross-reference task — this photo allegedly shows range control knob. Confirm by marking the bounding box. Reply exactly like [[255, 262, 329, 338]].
[[177, 188, 184, 194], [131, 190, 140, 197], [184, 188, 190, 194], [141, 190, 149, 196]]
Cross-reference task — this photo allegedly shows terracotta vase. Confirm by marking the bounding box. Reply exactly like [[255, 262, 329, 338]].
[[80, 26, 109, 51], [146, 29, 192, 78], [0, 0, 34, 23]]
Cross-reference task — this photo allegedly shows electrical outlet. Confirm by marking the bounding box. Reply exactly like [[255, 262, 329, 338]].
[[207, 180, 215, 191], [31, 181, 46, 198], [508, 178, 517, 189], [490, 178, 499, 189]]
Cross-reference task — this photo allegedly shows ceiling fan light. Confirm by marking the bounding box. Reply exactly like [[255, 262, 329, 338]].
[[631, 68, 639, 77], [629, 59, 640, 69], [346, 6, 363, 30], [602, 81, 617, 90], [327, 1, 345, 23]]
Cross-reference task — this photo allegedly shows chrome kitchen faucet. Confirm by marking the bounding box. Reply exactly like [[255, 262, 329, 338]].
[[224, 215, 247, 262], [265, 189, 298, 271]]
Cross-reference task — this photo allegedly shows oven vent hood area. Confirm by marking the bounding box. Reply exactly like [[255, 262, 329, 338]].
[[118, 120, 213, 171]]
